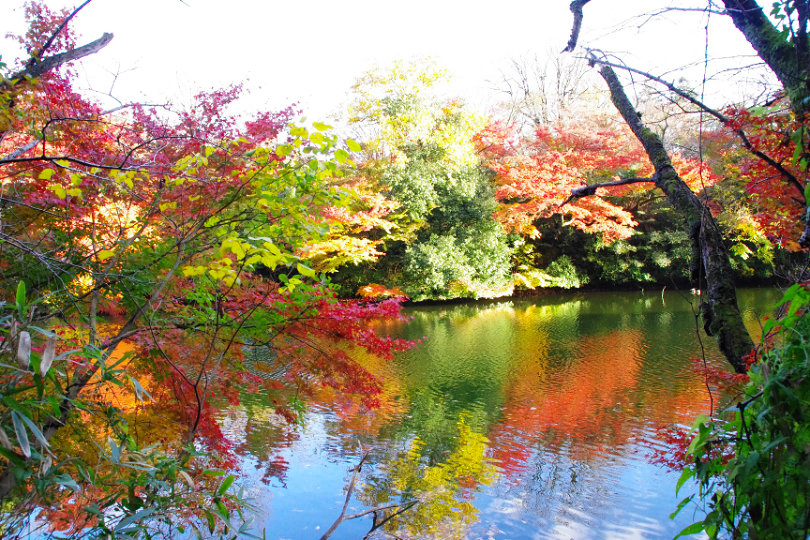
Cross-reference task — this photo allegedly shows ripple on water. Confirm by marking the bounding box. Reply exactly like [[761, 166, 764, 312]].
[[227, 289, 776, 539]]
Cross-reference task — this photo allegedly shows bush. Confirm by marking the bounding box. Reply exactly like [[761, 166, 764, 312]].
[[675, 282, 810, 539]]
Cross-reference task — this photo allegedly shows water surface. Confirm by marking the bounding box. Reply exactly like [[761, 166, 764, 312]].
[[219, 288, 780, 539]]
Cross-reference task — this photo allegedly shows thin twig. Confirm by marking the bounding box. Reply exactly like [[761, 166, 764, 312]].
[[319, 447, 370, 540]]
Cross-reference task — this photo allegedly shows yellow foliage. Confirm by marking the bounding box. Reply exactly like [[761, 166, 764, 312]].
[[361, 414, 498, 539], [347, 59, 486, 171]]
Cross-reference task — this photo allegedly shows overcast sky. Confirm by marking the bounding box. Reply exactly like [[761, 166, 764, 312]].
[[5, 0, 770, 120]]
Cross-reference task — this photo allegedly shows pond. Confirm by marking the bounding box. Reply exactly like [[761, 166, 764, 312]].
[[218, 288, 781, 539]]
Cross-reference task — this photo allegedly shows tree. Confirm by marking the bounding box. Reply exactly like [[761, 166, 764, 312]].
[[561, 1, 783, 372], [338, 60, 515, 301], [563, 1, 810, 536], [481, 102, 738, 291], [494, 52, 598, 133], [0, 3, 415, 536]]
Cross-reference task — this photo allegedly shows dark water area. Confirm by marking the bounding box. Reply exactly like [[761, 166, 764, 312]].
[[217, 288, 781, 539]]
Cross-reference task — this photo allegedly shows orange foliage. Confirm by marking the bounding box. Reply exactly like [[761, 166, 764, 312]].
[[715, 105, 809, 249], [300, 176, 400, 272], [484, 119, 721, 243], [357, 283, 407, 299]]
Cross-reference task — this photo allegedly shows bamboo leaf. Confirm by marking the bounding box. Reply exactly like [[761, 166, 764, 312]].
[[114, 507, 155, 532], [674, 521, 705, 538], [109, 437, 120, 463], [217, 474, 235, 496], [16, 331, 31, 370], [17, 411, 49, 449], [40, 335, 56, 377], [675, 467, 694, 495], [11, 411, 30, 458], [16, 281, 26, 313], [0, 429, 13, 450], [128, 376, 153, 403]]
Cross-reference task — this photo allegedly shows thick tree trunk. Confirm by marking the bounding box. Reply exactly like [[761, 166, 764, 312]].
[[721, 0, 810, 247], [722, 0, 810, 116], [599, 64, 755, 373]]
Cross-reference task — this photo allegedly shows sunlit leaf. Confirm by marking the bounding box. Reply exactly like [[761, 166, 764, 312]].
[[346, 138, 362, 152], [48, 184, 67, 199], [297, 263, 317, 279]]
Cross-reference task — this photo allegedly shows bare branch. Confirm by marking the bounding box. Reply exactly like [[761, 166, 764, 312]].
[[632, 6, 728, 30], [564, 0, 593, 52], [564, 176, 656, 204], [101, 102, 170, 116], [1, 138, 41, 161], [10, 32, 113, 83], [319, 445, 418, 540], [319, 448, 370, 540], [586, 55, 805, 197]]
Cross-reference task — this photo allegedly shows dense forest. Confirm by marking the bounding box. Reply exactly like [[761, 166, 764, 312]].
[[1, 0, 809, 538]]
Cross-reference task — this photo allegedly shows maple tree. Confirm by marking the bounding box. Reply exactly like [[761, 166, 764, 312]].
[[485, 116, 725, 243], [0, 3, 415, 536], [480, 109, 748, 290]]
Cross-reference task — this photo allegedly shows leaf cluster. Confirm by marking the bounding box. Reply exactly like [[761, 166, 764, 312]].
[[673, 282, 810, 538]]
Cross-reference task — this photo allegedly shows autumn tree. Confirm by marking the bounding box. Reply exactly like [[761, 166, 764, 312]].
[[0, 3, 414, 536]]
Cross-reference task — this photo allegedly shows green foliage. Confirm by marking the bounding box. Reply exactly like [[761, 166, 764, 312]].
[[515, 191, 781, 290], [586, 228, 692, 286], [543, 255, 590, 289], [400, 165, 514, 301], [338, 60, 515, 301], [674, 283, 810, 538]]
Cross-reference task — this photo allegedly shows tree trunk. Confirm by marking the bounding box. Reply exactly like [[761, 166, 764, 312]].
[[599, 64, 755, 373], [722, 0, 810, 117], [721, 0, 810, 247]]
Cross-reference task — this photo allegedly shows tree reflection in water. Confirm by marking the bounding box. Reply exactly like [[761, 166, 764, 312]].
[[359, 414, 498, 539], [227, 289, 780, 538]]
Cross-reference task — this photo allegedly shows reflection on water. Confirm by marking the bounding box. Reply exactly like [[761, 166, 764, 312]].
[[216, 288, 781, 539]]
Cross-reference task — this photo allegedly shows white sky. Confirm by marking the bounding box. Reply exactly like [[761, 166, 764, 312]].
[[4, 0, 771, 120]]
